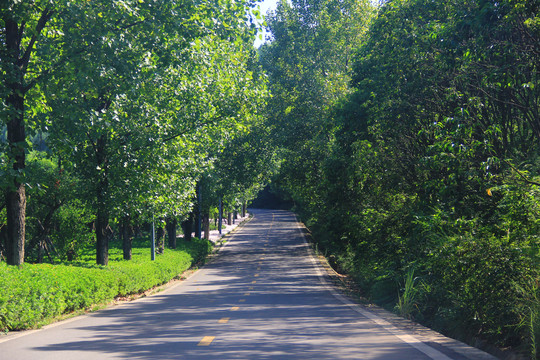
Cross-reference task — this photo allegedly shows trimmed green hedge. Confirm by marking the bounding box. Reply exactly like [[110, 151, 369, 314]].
[[0, 237, 212, 331]]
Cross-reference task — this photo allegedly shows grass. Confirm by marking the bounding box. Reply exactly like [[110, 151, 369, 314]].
[[394, 269, 420, 320], [0, 236, 212, 332]]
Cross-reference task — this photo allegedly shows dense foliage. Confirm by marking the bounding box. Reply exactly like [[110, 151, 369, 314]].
[[262, 0, 539, 357]]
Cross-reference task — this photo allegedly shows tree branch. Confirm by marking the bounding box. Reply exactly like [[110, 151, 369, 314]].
[[86, 131, 98, 155], [117, 20, 145, 30], [504, 159, 540, 186], [131, 128, 192, 152], [468, 84, 528, 111], [17, 21, 26, 48], [18, 6, 54, 73], [130, 120, 213, 152]]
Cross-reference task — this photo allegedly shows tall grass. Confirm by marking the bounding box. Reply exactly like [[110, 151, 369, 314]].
[[515, 278, 540, 359], [395, 269, 420, 320]]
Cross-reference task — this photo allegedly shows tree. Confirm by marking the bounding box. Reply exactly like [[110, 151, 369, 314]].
[[260, 0, 374, 229], [177, 35, 271, 240], [213, 120, 278, 214], [0, 0, 62, 265]]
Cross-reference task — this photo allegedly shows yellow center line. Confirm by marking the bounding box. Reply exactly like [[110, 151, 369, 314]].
[[251, 280, 257, 284], [239, 299, 245, 302], [254, 274, 259, 277], [231, 306, 239, 311], [198, 336, 215, 346], [249, 287, 254, 290], [218, 317, 230, 324], [244, 292, 250, 296]]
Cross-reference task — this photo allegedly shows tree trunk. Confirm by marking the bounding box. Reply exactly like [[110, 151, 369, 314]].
[[227, 212, 232, 226], [195, 184, 202, 239], [242, 202, 246, 217], [166, 218, 177, 249], [0, 225, 7, 262], [5, 183, 26, 265], [67, 249, 75, 261], [203, 212, 210, 240], [96, 210, 109, 265], [42, 236, 55, 263], [195, 211, 201, 239], [182, 212, 193, 242], [218, 198, 223, 235], [30, 203, 62, 263], [156, 224, 164, 255], [37, 239, 44, 264], [95, 134, 109, 265], [3, 18, 26, 266], [122, 216, 133, 260], [4, 72, 26, 266], [133, 223, 142, 238]]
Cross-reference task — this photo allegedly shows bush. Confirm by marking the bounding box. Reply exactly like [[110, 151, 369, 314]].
[[50, 200, 95, 260]]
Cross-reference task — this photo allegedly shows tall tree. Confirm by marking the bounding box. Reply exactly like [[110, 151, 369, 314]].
[[0, 0, 65, 265], [260, 0, 374, 224]]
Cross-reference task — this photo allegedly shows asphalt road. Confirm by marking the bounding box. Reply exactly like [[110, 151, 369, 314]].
[[0, 209, 497, 360]]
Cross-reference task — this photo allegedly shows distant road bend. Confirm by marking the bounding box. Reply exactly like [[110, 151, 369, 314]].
[[1, 209, 497, 360]]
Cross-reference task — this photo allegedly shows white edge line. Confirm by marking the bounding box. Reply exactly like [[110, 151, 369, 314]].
[[0, 314, 89, 344]]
